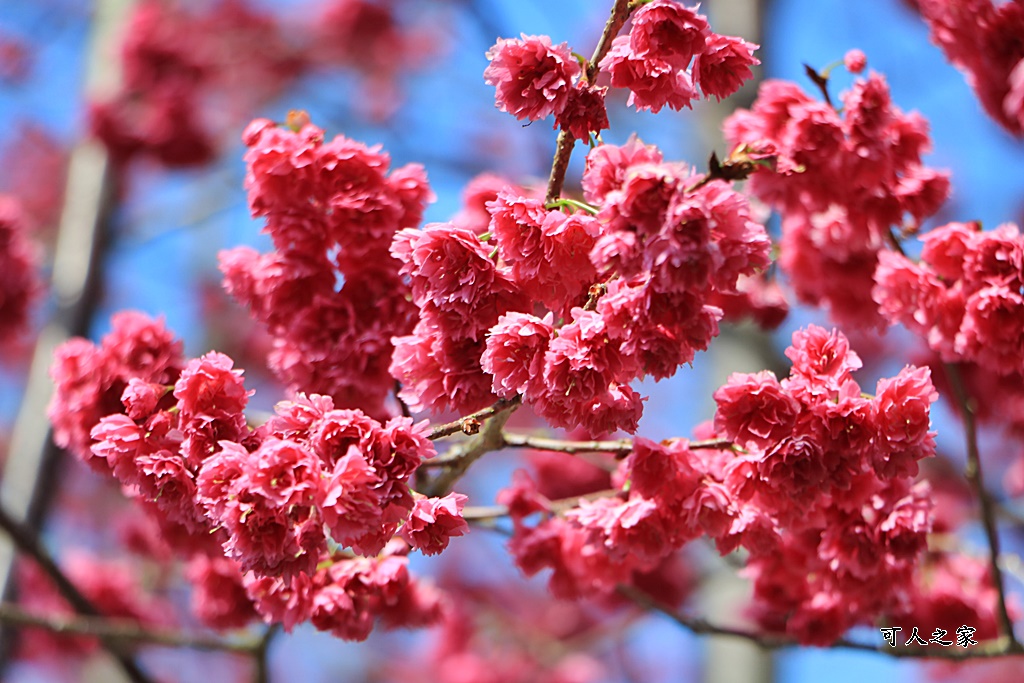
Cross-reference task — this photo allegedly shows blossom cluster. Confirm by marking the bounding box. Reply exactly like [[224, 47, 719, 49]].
[[723, 68, 950, 328], [600, 0, 759, 112], [502, 326, 942, 643], [48, 314, 469, 639], [484, 0, 758, 139], [49, 311, 185, 464], [484, 33, 605, 140], [713, 327, 939, 643], [874, 221, 1024, 377], [499, 437, 726, 599], [707, 271, 789, 330], [390, 589, 606, 683], [0, 125, 67, 232], [148, 531, 448, 642], [0, 195, 40, 342], [309, 0, 438, 118], [911, 0, 1024, 136], [91, 0, 271, 166], [923, 358, 1024, 455], [220, 117, 431, 419], [392, 136, 771, 435], [35, 0, 1022, 665], [242, 540, 444, 641], [899, 551, 1011, 645], [90, 0, 430, 167]]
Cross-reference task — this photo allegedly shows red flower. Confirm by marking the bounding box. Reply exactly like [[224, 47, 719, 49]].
[[629, 0, 710, 68], [401, 493, 470, 556], [600, 36, 697, 113], [556, 82, 609, 141], [484, 34, 581, 121], [713, 370, 800, 450], [693, 33, 760, 102]]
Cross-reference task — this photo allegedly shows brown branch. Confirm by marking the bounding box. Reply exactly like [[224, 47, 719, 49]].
[[545, 0, 633, 202], [0, 602, 260, 654], [421, 431, 734, 468], [508, 431, 632, 455], [545, 129, 575, 205], [428, 397, 521, 440], [886, 227, 908, 257], [0, 0, 131, 672], [803, 62, 833, 109], [252, 624, 279, 683], [0, 503, 155, 683], [617, 583, 1022, 661], [944, 362, 1022, 652], [395, 380, 412, 419], [462, 504, 510, 521], [421, 431, 624, 472], [423, 406, 518, 497]]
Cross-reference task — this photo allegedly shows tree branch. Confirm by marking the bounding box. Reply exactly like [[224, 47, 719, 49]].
[[503, 431, 633, 456], [0, 503, 155, 683], [544, 0, 633, 202], [502, 432, 734, 456], [423, 407, 518, 497], [0, 602, 260, 654], [0, 0, 132, 673], [617, 583, 1021, 661], [421, 431, 734, 468], [944, 362, 1022, 653], [252, 624, 279, 683], [428, 397, 521, 440]]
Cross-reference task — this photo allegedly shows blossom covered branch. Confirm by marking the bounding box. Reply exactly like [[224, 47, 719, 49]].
[[25, 0, 1024, 675]]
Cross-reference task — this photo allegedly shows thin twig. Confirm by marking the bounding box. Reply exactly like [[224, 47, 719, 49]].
[[617, 583, 1021, 661], [886, 227, 908, 257], [462, 504, 510, 521], [395, 380, 412, 419], [252, 624, 280, 683], [545, 0, 633, 202], [423, 407, 518, 497], [428, 397, 521, 440], [0, 0, 131, 673], [803, 62, 833, 109], [504, 431, 632, 456], [422, 432, 733, 467], [0, 503, 154, 683], [501, 432, 733, 456], [0, 602, 260, 653], [944, 362, 1022, 652]]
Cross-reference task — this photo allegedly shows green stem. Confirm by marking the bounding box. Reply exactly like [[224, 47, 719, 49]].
[[545, 198, 600, 214]]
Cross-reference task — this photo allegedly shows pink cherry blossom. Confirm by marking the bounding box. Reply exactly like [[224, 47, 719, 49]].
[[484, 34, 581, 121], [693, 33, 760, 102], [401, 493, 470, 556]]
